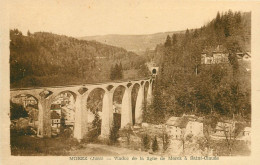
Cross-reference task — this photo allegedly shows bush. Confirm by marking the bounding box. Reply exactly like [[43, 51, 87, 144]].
[[152, 136, 158, 152], [11, 126, 37, 136], [60, 127, 73, 138]]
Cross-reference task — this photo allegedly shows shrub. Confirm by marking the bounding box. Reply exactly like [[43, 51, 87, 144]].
[[60, 127, 73, 138], [152, 136, 158, 152], [11, 126, 37, 136]]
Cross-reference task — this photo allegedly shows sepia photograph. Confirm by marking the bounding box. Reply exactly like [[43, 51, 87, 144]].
[[1, 0, 260, 164]]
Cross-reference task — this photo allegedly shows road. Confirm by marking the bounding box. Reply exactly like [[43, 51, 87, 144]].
[[69, 143, 153, 156]]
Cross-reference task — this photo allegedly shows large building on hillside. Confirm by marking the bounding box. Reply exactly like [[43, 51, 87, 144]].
[[201, 45, 229, 64], [201, 45, 251, 65]]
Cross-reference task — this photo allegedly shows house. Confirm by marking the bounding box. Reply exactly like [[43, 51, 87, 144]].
[[201, 45, 229, 64], [51, 111, 61, 128], [212, 121, 236, 138], [185, 121, 204, 137], [50, 104, 62, 116], [201, 53, 214, 64], [166, 117, 186, 139], [166, 115, 203, 139], [241, 127, 251, 141]]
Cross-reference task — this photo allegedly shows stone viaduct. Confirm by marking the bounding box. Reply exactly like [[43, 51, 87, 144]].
[[10, 78, 154, 140]]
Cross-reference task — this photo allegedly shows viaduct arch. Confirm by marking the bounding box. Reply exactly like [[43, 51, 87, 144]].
[[10, 78, 154, 140]]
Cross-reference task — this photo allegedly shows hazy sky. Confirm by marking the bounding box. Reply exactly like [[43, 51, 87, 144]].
[[8, 0, 252, 37]]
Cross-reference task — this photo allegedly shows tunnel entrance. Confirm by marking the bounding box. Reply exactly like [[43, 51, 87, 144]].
[[152, 68, 157, 74]]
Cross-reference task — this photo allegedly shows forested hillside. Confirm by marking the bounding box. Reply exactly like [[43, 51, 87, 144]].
[[144, 11, 251, 122], [10, 30, 149, 88]]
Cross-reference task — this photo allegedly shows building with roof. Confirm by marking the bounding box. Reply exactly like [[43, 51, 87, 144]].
[[241, 127, 251, 141], [201, 45, 229, 65], [211, 121, 236, 139], [185, 121, 204, 137], [166, 115, 204, 139], [51, 110, 61, 128]]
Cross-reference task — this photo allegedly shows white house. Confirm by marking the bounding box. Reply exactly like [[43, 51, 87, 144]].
[[185, 121, 204, 137], [240, 127, 251, 141], [166, 116, 203, 139], [51, 111, 61, 128], [166, 117, 183, 139]]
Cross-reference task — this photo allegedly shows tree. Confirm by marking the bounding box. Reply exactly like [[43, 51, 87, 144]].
[[110, 65, 115, 80], [118, 62, 123, 79], [172, 34, 177, 46], [27, 30, 31, 36], [181, 133, 193, 154], [164, 35, 172, 47], [142, 134, 150, 151], [109, 119, 120, 145], [152, 136, 159, 152], [221, 121, 244, 156], [143, 79, 166, 124], [162, 131, 170, 152], [92, 111, 102, 135], [114, 63, 119, 79], [10, 101, 28, 120]]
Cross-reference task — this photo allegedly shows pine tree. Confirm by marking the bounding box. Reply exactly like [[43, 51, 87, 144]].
[[109, 120, 120, 145], [151, 80, 166, 123], [164, 35, 172, 47], [92, 111, 101, 135], [27, 30, 31, 36], [142, 134, 150, 151], [110, 65, 115, 80], [152, 136, 159, 152], [172, 34, 177, 46], [114, 63, 119, 79], [162, 132, 170, 152], [118, 62, 123, 79], [10, 101, 28, 120]]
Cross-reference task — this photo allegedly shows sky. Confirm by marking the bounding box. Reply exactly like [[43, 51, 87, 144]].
[[8, 0, 253, 37]]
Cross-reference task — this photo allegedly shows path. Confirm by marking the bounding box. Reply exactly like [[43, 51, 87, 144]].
[[69, 143, 152, 156]]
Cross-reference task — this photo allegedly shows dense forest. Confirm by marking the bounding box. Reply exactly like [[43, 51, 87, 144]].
[[10, 30, 149, 88], [144, 11, 251, 122]]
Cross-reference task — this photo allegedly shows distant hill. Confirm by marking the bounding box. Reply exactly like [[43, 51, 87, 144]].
[[80, 31, 185, 55], [10, 30, 149, 88]]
